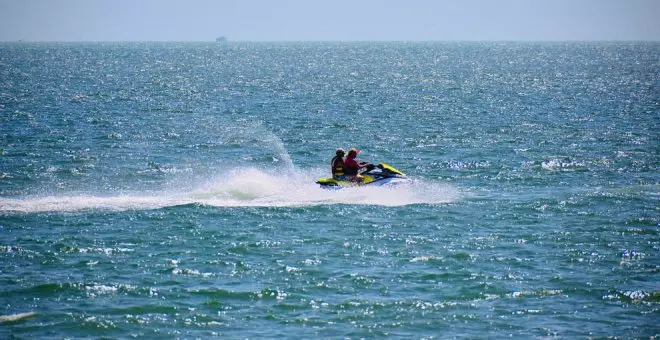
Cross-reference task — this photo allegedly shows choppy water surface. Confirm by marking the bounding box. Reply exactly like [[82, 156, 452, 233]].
[[1, 42, 658, 338]]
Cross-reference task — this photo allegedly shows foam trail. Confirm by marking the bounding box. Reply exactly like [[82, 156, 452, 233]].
[[0, 312, 37, 323], [0, 169, 459, 213], [0, 195, 187, 213]]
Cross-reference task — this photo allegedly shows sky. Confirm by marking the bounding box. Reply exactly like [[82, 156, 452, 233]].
[[0, 0, 658, 42]]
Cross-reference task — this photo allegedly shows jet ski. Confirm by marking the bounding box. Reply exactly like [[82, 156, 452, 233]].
[[316, 163, 410, 188]]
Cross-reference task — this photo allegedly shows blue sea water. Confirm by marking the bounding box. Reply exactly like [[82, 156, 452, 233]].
[[0, 41, 658, 338]]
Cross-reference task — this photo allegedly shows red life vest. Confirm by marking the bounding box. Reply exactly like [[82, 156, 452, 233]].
[[343, 155, 359, 176]]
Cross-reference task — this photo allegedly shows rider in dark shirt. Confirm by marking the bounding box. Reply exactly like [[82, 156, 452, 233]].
[[330, 148, 346, 180]]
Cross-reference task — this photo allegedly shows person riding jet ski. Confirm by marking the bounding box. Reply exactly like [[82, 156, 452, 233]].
[[331, 148, 347, 180], [343, 148, 372, 183]]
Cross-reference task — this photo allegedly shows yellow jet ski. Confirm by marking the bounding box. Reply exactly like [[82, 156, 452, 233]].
[[316, 163, 410, 188]]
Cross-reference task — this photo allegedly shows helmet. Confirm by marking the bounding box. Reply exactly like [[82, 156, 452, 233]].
[[348, 148, 360, 156], [336, 148, 346, 156]]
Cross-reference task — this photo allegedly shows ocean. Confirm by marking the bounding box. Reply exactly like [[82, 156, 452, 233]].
[[0, 41, 658, 338]]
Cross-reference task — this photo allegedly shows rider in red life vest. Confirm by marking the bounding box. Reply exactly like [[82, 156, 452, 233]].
[[343, 148, 371, 182]]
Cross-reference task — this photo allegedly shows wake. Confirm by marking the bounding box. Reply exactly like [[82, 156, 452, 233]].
[[0, 168, 459, 213]]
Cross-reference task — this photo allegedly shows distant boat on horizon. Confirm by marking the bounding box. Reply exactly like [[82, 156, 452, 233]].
[[216, 36, 227, 43]]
